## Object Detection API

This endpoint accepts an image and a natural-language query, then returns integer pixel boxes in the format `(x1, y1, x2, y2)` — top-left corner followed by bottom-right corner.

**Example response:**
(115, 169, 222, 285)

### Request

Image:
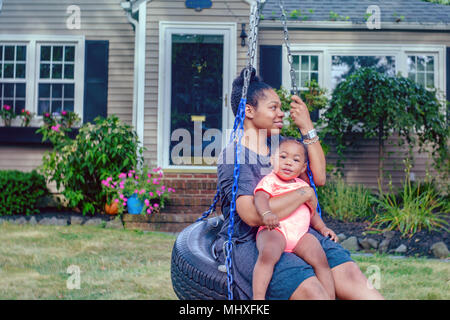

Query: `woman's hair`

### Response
(230, 67, 272, 117)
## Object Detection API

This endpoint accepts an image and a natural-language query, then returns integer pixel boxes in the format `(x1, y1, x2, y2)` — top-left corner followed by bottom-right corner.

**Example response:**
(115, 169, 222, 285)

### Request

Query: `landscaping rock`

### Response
(28, 216, 37, 225)
(337, 233, 347, 242)
(394, 244, 407, 254)
(38, 217, 52, 225)
(12, 217, 27, 225)
(341, 236, 360, 251)
(430, 242, 449, 259)
(54, 218, 69, 226)
(379, 239, 391, 254)
(83, 218, 104, 227)
(359, 238, 372, 250)
(70, 216, 84, 225)
(367, 238, 379, 249)
(383, 230, 396, 240)
(105, 218, 124, 229)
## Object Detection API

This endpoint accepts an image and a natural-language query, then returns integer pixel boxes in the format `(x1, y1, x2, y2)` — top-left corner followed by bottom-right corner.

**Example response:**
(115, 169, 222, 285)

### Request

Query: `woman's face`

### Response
(247, 88, 284, 136)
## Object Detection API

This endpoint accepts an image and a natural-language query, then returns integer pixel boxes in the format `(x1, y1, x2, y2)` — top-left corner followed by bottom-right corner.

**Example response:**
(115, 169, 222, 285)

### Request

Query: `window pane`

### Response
(0, 46, 3, 60)
(38, 100, 50, 115)
(16, 46, 26, 61)
(0, 64, 2, 78)
(64, 64, 74, 79)
(408, 72, 415, 81)
(426, 56, 434, 72)
(40, 64, 50, 78)
(311, 72, 318, 83)
(4, 63, 14, 78)
(52, 84, 62, 98)
(52, 100, 62, 113)
(16, 83, 26, 98)
(52, 64, 62, 79)
(407, 56, 416, 73)
(5, 46, 14, 61)
(65, 46, 75, 62)
(15, 100, 25, 113)
(293, 55, 299, 71)
(417, 72, 425, 86)
(300, 71, 309, 87)
(41, 46, 51, 61)
(310, 55, 318, 71)
(301, 55, 309, 71)
(426, 73, 434, 88)
(64, 99, 74, 112)
(64, 84, 74, 98)
(3, 100, 14, 109)
(3, 83, 14, 97)
(417, 56, 425, 72)
(52, 46, 63, 62)
(39, 84, 50, 98)
(15, 63, 26, 78)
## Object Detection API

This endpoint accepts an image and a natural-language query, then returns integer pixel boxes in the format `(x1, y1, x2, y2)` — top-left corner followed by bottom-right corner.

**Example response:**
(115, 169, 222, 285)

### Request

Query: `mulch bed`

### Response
(322, 214, 449, 258)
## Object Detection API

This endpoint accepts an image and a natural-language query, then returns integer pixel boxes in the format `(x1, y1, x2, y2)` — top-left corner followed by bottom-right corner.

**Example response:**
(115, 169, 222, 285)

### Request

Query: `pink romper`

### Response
(255, 171, 311, 253)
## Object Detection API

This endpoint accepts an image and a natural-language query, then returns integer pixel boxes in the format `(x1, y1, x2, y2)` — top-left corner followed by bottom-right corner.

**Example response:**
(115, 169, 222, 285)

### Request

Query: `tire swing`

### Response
(170, 0, 322, 300)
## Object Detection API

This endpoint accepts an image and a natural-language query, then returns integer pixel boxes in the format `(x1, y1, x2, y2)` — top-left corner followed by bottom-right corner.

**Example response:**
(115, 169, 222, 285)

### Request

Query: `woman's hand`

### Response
(290, 95, 314, 135)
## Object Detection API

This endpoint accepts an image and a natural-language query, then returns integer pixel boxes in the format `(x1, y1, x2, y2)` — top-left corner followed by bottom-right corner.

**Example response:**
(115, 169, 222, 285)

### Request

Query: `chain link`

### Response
(279, 0, 298, 95)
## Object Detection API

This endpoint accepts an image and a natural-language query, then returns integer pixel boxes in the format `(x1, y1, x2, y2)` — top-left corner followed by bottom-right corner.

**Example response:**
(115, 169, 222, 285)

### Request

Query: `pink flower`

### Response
(149, 192, 153, 197)
(3, 105, 11, 111)
(119, 194, 124, 200)
(128, 173, 133, 178)
(153, 178, 159, 185)
(154, 203, 159, 208)
(114, 199, 119, 203)
(135, 175, 139, 180)
(144, 199, 150, 206)
(118, 173, 127, 179)
(161, 186, 166, 191)
(44, 112, 50, 118)
(134, 189, 139, 194)
(123, 202, 127, 206)
(62, 110, 67, 116)
(146, 208, 152, 214)
(156, 190, 161, 196)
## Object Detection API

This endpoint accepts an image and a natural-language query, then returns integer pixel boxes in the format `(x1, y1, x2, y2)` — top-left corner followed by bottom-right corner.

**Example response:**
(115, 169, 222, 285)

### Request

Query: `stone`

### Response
(28, 216, 37, 225)
(12, 217, 27, 225)
(83, 218, 104, 227)
(337, 233, 347, 242)
(383, 230, 396, 240)
(70, 216, 84, 225)
(341, 236, 360, 251)
(54, 218, 68, 226)
(379, 239, 391, 254)
(38, 217, 52, 225)
(105, 218, 124, 229)
(394, 244, 407, 254)
(430, 242, 449, 259)
(359, 238, 372, 250)
(367, 238, 379, 249)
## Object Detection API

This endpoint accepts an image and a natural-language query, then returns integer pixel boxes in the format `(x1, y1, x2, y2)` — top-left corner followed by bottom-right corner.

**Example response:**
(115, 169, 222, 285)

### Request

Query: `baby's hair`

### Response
(277, 137, 308, 162)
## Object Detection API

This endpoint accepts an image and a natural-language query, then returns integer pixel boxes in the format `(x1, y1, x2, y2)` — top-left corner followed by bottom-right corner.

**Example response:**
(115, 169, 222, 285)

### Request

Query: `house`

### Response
(0, 0, 448, 219)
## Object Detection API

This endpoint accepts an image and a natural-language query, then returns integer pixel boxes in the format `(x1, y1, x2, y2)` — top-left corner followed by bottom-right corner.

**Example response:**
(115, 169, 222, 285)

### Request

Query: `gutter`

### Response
(121, 0, 149, 165)
(259, 20, 450, 32)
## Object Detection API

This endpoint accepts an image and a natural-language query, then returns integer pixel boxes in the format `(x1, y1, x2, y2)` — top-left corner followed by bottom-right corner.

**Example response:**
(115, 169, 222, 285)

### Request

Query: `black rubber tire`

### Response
(171, 215, 228, 300)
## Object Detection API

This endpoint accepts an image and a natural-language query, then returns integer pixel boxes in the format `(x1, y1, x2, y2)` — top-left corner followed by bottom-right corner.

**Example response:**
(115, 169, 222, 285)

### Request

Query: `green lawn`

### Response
(0, 223, 448, 300)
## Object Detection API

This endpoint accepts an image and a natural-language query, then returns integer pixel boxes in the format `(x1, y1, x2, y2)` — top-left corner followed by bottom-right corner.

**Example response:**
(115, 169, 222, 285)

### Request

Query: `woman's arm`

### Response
(236, 187, 315, 227)
(290, 95, 326, 186)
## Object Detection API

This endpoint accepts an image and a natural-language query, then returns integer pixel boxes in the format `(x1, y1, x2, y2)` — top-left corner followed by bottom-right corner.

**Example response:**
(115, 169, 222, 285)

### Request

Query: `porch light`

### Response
(240, 23, 248, 47)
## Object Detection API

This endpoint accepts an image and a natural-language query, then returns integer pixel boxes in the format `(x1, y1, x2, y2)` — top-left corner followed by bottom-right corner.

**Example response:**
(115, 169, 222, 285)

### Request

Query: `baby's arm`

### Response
(254, 190, 280, 230)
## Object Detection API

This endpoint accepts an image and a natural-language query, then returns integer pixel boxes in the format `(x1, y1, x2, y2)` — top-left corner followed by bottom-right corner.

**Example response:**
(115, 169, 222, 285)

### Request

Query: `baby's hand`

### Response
(319, 226, 338, 242)
(262, 213, 280, 230)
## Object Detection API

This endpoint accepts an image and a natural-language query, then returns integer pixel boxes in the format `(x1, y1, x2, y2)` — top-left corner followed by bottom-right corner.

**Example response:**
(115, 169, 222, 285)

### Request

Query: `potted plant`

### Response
(104, 166, 175, 215)
(20, 109, 34, 127)
(101, 177, 121, 215)
(1, 104, 17, 127)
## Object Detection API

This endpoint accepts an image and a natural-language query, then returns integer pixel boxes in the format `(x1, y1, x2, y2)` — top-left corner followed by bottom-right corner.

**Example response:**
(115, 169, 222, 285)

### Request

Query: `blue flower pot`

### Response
(127, 193, 144, 214)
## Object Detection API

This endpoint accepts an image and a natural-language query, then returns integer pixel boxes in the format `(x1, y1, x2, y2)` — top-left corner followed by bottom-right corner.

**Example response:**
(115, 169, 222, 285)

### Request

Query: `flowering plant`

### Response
(1, 104, 17, 127)
(20, 109, 34, 127)
(60, 110, 81, 128)
(101, 166, 175, 215)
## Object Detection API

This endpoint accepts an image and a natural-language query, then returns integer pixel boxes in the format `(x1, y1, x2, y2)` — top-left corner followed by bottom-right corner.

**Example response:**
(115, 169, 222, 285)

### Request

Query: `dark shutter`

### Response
(259, 45, 282, 89)
(83, 40, 109, 123)
(447, 47, 450, 124)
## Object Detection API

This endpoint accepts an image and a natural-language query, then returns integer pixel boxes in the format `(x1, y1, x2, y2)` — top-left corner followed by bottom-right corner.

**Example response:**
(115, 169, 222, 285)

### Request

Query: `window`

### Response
(0, 35, 84, 125)
(407, 55, 435, 89)
(37, 45, 76, 115)
(292, 54, 319, 89)
(0, 44, 27, 114)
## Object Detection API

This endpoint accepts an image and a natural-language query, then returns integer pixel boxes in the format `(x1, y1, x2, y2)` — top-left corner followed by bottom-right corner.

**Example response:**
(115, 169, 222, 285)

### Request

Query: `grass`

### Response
(0, 223, 449, 300)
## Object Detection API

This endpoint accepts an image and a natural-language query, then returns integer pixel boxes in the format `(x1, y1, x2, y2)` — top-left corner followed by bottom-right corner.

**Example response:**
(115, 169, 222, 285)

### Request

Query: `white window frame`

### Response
(283, 44, 446, 112)
(157, 21, 237, 171)
(0, 35, 85, 126)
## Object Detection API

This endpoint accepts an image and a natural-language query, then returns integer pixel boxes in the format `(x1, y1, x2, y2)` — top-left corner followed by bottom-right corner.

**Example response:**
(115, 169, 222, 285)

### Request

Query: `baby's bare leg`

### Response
(253, 229, 286, 300)
(293, 233, 336, 299)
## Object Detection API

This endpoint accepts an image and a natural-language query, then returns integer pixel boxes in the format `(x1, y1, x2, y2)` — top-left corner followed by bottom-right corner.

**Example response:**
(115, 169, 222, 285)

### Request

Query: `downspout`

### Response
(122, 0, 148, 166)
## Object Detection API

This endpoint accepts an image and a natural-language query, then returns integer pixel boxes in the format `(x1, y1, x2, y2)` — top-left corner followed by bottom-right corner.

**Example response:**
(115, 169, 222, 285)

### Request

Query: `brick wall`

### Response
(161, 173, 221, 216)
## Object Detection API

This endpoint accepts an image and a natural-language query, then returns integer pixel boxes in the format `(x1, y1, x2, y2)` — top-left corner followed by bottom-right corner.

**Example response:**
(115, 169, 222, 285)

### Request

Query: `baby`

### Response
(252, 138, 338, 300)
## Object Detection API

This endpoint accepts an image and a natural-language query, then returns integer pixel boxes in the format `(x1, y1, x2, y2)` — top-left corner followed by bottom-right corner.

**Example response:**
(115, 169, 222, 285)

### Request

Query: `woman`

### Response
(214, 68, 384, 300)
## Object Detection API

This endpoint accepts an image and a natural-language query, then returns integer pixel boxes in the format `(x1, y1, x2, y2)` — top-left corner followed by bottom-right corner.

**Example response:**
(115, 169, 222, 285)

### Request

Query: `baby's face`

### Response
(271, 141, 307, 181)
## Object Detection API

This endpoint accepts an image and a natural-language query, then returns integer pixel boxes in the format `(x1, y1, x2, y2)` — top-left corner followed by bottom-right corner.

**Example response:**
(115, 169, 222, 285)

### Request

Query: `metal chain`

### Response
(279, 0, 298, 95)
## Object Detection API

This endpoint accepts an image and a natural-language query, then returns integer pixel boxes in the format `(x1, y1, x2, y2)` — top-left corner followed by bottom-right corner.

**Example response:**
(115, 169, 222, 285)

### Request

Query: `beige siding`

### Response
(144, 0, 251, 166)
(0, 0, 134, 176)
(258, 28, 448, 188)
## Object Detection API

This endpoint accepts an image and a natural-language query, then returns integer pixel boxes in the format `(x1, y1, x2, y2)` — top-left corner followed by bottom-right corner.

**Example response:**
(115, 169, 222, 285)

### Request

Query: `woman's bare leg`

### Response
(293, 233, 336, 299)
(332, 261, 384, 300)
(253, 229, 286, 300)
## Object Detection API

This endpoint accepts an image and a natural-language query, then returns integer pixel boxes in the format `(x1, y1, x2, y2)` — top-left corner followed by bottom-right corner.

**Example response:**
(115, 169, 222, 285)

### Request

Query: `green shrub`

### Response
(317, 177, 376, 222)
(39, 115, 144, 215)
(370, 160, 449, 238)
(0, 170, 49, 216)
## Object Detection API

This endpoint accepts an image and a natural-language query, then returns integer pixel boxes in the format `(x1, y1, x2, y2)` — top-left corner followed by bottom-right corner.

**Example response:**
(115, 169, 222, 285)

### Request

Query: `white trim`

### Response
(0, 35, 85, 126)
(158, 21, 237, 171)
(136, 2, 147, 158)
